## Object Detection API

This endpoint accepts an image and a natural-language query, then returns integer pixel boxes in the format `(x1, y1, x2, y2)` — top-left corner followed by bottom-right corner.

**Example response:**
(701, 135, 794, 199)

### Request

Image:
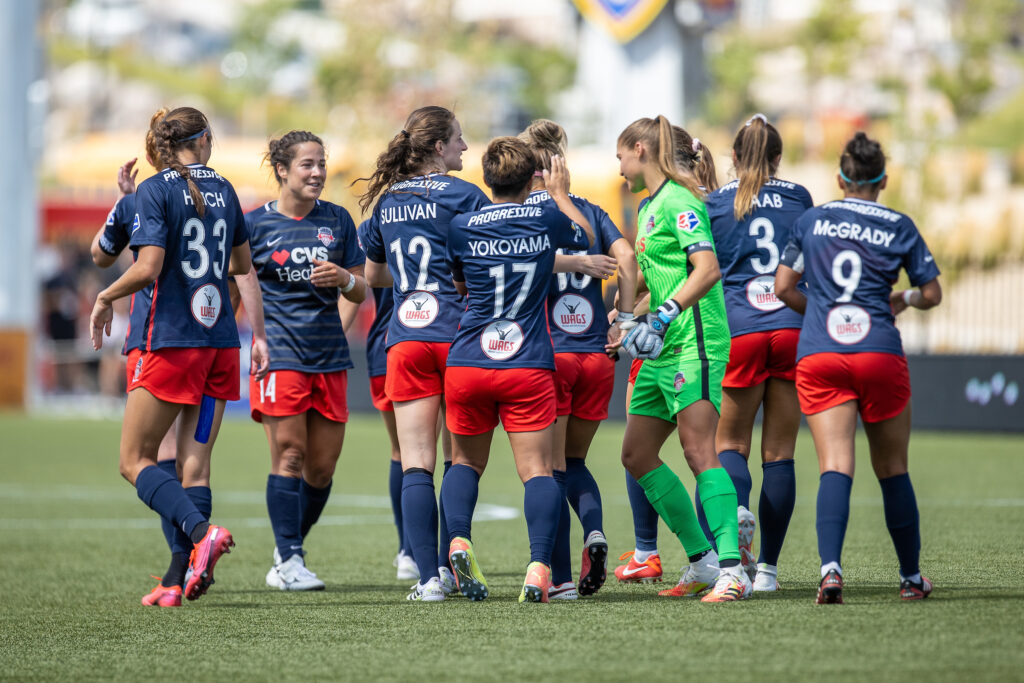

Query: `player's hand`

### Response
(311, 259, 346, 288)
(250, 335, 270, 381)
(117, 158, 139, 196)
(620, 301, 680, 359)
(605, 311, 637, 353)
(543, 155, 571, 199)
(890, 289, 910, 315)
(90, 296, 113, 350)
(576, 254, 617, 279)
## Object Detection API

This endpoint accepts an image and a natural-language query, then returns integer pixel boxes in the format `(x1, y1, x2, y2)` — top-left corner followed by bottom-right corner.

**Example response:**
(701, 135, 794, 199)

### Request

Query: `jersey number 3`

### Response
(181, 218, 228, 280)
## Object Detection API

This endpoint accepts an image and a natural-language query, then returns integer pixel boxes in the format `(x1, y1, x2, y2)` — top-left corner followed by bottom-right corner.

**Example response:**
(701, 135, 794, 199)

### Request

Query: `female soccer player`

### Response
(613, 125, 718, 586)
(698, 114, 813, 591)
(247, 131, 366, 590)
(516, 118, 635, 598)
(440, 138, 594, 603)
(90, 106, 268, 602)
(359, 106, 490, 601)
(613, 115, 751, 602)
(775, 132, 941, 604)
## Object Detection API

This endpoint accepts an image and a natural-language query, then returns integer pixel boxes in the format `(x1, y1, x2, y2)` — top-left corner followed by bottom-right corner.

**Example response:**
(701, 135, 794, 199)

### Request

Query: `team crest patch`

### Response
(645, 215, 655, 234)
(132, 214, 141, 234)
(133, 357, 143, 383)
(677, 211, 700, 233)
(673, 371, 686, 391)
(317, 227, 335, 247)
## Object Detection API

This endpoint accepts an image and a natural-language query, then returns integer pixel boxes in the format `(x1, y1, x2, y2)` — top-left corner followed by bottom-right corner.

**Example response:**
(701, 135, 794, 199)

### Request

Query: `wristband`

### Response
(902, 289, 914, 306)
(650, 300, 681, 334)
(615, 311, 637, 331)
(340, 273, 356, 293)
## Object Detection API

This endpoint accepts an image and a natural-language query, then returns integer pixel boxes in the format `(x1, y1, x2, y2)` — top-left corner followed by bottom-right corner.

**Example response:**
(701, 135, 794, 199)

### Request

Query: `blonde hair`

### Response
(732, 114, 782, 220)
(618, 115, 703, 198)
(518, 118, 567, 173)
(671, 125, 718, 192)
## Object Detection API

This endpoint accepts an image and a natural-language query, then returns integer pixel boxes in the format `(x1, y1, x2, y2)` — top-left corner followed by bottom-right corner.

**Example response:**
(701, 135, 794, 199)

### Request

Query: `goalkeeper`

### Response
(609, 115, 750, 602)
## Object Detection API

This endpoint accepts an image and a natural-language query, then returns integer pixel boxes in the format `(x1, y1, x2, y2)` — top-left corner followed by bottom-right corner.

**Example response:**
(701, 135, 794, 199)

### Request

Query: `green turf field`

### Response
(1, 413, 1022, 681)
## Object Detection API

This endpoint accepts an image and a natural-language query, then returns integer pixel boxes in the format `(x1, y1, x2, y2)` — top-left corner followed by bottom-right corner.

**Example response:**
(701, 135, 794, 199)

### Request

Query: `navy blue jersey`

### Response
(447, 203, 589, 370)
(357, 220, 393, 377)
(707, 178, 813, 336)
(130, 164, 249, 350)
(361, 174, 489, 347)
(100, 194, 152, 354)
(247, 200, 362, 372)
(524, 190, 623, 353)
(780, 198, 940, 359)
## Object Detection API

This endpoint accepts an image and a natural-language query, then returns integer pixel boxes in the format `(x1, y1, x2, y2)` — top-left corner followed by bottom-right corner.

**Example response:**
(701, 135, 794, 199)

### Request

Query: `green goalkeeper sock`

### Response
(696, 467, 740, 563)
(637, 464, 713, 558)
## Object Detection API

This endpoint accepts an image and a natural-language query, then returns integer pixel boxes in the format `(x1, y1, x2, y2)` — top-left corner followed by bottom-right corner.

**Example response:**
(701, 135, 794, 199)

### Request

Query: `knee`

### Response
(620, 448, 643, 477)
(872, 460, 907, 480)
(304, 462, 336, 488)
(277, 446, 306, 478)
(682, 445, 718, 473)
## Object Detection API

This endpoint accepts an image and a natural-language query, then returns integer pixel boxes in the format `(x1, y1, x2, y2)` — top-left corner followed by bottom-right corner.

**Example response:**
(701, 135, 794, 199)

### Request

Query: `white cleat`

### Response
(701, 564, 753, 602)
(395, 551, 419, 581)
(438, 566, 457, 595)
(753, 563, 779, 592)
(274, 553, 326, 591)
(658, 550, 720, 597)
(266, 547, 284, 589)
(549, 581, 579, 600)
(406, 576, 446, 602)
(737, 506, 757, 582)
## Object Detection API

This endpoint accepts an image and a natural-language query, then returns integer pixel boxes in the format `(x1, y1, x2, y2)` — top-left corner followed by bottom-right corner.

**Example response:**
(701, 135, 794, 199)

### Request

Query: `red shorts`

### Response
(554, 352, 615, 420)
(445, 366, 556, 436)
(796, 352, 910, 423)
(129, 347, 240, 404)
(249, 369, 348, 423)
(385, 341, 450, 403)
(369, 374, 393, 412)
(724, 328, 800, 388)
(125, 347, 142, 392)
(628, 358, 643, 385)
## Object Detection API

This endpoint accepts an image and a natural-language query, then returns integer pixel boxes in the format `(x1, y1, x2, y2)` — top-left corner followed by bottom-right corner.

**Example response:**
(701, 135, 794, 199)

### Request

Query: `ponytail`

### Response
(672, 126, 718, 192)
(619, 116, 703, 198)
(149, 106, 210, 217)
(732, 113, 782, 220)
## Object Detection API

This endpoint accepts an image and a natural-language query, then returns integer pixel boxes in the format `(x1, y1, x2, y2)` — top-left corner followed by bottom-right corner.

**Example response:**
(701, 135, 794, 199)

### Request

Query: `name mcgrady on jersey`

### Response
(811, 200, 899, 248)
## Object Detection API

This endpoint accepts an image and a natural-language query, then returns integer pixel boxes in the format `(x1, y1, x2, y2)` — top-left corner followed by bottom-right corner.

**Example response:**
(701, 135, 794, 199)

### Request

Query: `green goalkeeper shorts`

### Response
(629, 359, 724, 423)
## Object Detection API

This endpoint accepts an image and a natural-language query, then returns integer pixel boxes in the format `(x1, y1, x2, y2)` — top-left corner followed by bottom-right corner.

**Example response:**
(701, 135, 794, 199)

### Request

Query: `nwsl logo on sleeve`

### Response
(317, 227, 335, 247)
(131, 214, 141, 234)
(677, 211, 700, 233)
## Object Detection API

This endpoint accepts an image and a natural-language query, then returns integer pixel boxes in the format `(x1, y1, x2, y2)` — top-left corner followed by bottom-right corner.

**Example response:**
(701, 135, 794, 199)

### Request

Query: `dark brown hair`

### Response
(618, 116, 703, 198)
(732, 114, 783, 219)
(357, 106, 456, 213)
(840, 132, 886, 190)
(672, 125, 718, 193)
(481, 137, 535, 198)
(149, 107, 211, 216)
(518, 118, 567, 173)
(263, 130, 325, 185)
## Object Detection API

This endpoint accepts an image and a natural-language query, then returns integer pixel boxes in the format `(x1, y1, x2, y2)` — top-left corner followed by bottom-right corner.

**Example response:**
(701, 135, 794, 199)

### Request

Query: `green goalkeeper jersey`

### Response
(635, 180, 730, 367)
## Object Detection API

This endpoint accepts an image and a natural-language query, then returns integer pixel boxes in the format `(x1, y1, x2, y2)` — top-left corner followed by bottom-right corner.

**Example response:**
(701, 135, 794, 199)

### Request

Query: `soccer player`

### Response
(440, 138, 594, 603)
(613, 115, 751, 602)
(246, 131, 366, 591)
(612, 125, 717, 585)
(89, 106, 268, 602)
(517, 118, 636, 599)
(698, 114, 813, 591)
(359, 106, 490, 601)
(775, 132, 941, 603)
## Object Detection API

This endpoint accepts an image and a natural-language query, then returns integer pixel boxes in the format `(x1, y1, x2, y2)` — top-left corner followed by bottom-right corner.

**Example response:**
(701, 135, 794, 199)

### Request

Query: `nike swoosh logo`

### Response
(621, 565, 650, 576)
(924, 255, 934, 262)
(266, 236, 284, 247)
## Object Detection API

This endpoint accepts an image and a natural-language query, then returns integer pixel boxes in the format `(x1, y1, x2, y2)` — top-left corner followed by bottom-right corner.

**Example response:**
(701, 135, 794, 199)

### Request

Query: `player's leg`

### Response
(394, 395, 442, 591)
(443, 429, 492, 601)
(380, 409, 415, 579)
(298, 372, 349, 544)
(436, 405, 455, 589)
(142, 419, 185, 605)
(754, 377, 800, 591)
(510, 425, 559, 603)
(616, 360, 663, 583)
(549, 412, 575, 598)
(261, 412, 309, 586)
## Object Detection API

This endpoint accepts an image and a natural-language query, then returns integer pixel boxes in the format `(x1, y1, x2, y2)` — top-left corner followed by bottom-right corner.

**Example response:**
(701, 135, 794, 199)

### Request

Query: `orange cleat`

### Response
(185, 524, 234, 601)
(519, 561, 551, 603)
(141, 580, 182, 607)
(815, 568, 844, 605)
(614, 551, 663, 583)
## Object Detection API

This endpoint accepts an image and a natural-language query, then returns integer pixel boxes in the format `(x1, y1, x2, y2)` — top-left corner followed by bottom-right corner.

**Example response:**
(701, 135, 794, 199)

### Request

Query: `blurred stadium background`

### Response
(3, 0, 1021, 429)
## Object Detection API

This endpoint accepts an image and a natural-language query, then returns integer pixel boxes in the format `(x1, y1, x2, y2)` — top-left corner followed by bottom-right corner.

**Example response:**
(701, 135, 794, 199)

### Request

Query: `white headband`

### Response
(691, 138, 701, 152)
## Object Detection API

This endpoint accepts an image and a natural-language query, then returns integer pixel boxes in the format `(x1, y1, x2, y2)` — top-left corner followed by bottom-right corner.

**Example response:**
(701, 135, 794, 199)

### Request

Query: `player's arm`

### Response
(234, 268, 270, 381)
(891, 277, 942, 315)
(776, 238, 806, 314)
(312, 260, 366, 304)
(544, 155, 594, 247)
(364, 259, 393, 288)
(90, 245, 165, 349)
(228, 242, 252, 276)
(90, 229, 120, 268)
(553, 253, 616, 279)
(338, 297, 360, 334)
(452, 279, 467, 297)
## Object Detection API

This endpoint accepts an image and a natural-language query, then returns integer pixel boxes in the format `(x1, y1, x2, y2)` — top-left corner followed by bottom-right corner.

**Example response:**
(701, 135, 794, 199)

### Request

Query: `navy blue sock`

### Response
(550, 470, 573, 585)
(524, 476, 561, 565)
(402, 469, 439, 581)
(156, 459, 178, 551)
(879, 473, 921, 578)
(816, 471, 853, 569)
(440, 464, 479, 542)
(626, 471, 659, 551)
(135, 465, 205, 540)
(694, 486, 716, 548)
(437, 461, 452, 569)
(758, 459, 796, 566)
(167, 483, 213, 556)
(565, 457, 603, 539)
(266, 474, 302, 562)
(389, 460, 404, 552)
(299, 478, 331, 540)
(719, 450, 752, 509)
